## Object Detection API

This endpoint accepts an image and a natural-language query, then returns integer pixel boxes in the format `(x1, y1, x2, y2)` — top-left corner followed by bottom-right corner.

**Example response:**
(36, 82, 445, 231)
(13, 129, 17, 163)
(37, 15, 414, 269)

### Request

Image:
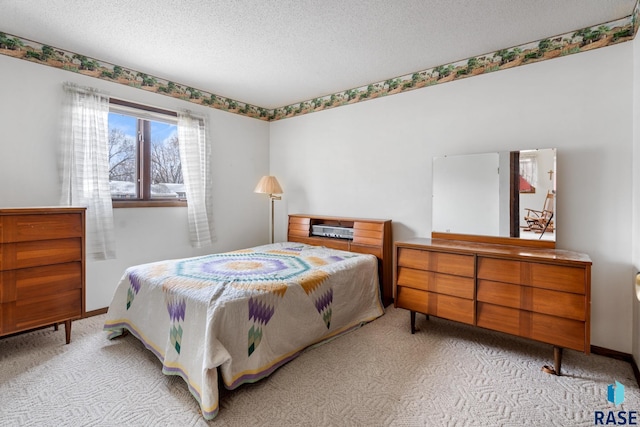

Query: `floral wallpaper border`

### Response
(0, 34, 271, 121)
(1, 2, 638, 122)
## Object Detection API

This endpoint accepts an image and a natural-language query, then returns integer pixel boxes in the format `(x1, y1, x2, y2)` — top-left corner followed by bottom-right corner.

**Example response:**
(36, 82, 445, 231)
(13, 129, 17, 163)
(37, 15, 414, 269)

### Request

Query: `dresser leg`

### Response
(554, 346, 563, 376)
(542, 346, 563, 375)
(410, 311, 416, 334)
(64, 320, 72, 344)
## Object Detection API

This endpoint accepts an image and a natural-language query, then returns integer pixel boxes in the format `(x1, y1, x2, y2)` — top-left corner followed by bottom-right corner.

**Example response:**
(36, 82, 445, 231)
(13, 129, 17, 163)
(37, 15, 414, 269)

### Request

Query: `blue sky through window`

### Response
(108, 113, 177, 144)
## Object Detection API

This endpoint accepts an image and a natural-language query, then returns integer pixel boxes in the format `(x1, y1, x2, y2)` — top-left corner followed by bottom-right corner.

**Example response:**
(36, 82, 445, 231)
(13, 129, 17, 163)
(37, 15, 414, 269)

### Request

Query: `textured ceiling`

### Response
(0, 0, 636, 109)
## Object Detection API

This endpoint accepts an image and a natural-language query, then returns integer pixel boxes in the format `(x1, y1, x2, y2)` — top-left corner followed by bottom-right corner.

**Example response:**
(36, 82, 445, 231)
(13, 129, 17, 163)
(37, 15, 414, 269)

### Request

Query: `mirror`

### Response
(432, 148, 556, 242)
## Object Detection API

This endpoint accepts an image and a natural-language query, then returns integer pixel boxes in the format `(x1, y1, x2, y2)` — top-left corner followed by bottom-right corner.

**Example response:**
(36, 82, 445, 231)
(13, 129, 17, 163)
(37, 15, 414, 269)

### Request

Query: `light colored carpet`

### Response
(0, 306, 637, 426)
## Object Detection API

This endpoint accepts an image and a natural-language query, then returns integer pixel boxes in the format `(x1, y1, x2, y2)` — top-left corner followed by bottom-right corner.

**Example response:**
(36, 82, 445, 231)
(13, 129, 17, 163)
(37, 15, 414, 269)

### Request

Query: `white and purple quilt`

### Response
(103, 242, 384, 419)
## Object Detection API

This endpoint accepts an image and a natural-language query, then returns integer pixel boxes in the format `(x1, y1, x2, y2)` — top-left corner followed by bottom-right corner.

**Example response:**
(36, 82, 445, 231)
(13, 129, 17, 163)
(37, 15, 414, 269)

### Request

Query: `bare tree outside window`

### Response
(151, 131, 182, 184)
(108, 126, 136, 183)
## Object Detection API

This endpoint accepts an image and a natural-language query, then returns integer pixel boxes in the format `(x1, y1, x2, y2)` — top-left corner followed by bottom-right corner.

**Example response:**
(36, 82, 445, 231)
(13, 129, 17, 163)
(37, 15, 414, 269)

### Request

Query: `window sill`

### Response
(112, 200, 187, 208)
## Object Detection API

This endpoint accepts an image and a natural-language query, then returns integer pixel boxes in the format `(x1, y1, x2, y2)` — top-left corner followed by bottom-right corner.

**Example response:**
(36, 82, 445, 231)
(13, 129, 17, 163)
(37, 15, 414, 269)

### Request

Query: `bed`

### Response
(103, 242, 384, 420)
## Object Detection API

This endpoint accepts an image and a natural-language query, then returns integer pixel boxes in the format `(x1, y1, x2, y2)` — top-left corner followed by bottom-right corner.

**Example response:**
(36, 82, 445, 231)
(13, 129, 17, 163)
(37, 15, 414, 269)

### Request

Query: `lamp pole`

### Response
(270, 194, 281, 243)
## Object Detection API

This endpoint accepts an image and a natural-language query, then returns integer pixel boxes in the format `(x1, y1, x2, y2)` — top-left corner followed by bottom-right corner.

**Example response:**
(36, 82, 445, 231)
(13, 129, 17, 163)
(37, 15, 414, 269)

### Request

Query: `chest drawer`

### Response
(477, 257, 585, 294)
(0, 262, 82, 302)
(1, 288, 82, 334)
(397, 248, 474, 277)
(0, 238, 82, 271)
(0, 213, 83, 243)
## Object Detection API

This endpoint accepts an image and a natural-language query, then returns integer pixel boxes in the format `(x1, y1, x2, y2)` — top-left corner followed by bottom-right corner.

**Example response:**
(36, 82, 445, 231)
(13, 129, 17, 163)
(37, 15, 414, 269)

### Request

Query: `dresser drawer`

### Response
(476, 302, 522, 336)
(0, 238, 82, 271)
(478, 258, 521, 283)
(1, 213, 83, 243)
(0, 262, 82, 303)
(434, 293, 474, 325)
(396, 286, 474, 325)
(397, 248, 474, 277)
(530, 263, 585, 294)
(531, 288, 586, 321)
(477, 280, 522, 309)
(396, 286, 429, 313)
(477, 280, 586, 320)
(397, 267, 474, 299)
(477, 302, 586, 351)
(531, 312, 586, 352)
(478, 257, 586, 294)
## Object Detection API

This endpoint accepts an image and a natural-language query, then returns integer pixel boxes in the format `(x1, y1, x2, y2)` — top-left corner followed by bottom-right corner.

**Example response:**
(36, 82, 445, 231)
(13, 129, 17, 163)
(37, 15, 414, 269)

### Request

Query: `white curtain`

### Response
(60, 83, 116, 260)
(178, 111, 215, 247)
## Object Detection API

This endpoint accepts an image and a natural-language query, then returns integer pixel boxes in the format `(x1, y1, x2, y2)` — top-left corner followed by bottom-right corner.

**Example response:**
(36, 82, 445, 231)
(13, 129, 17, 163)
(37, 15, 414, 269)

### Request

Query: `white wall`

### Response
(271, 43, 634, 353)
(0, 54, 271, 311)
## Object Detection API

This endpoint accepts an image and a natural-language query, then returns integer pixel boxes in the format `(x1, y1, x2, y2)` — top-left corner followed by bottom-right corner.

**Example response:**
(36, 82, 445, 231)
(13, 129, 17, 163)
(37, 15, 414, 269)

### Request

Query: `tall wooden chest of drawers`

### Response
(0, 207, 86, 344)
(395, 237, 591, 375)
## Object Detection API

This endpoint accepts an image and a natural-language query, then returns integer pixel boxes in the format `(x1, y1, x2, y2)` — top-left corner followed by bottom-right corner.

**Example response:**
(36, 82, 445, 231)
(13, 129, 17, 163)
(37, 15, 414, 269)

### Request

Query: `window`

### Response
(108, 99, 186, 207)
(519, 152, 538, 194)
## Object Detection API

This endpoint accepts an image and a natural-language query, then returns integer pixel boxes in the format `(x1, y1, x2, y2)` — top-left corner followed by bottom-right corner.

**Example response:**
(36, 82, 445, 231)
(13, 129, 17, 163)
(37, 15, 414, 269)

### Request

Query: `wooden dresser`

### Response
(394, 237, 591, 375)
(287, 214, 393, 306)
(0, 207, 86, 344)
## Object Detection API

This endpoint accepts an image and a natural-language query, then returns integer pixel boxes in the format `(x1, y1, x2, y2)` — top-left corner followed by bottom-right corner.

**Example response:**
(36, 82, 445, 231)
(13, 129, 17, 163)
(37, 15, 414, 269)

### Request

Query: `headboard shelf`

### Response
(287, 214, 393, 306)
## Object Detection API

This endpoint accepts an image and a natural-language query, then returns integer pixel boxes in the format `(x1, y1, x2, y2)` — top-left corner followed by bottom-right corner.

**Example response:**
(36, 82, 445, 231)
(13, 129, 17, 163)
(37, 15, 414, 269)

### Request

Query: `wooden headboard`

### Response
(287, 214, 393, 306)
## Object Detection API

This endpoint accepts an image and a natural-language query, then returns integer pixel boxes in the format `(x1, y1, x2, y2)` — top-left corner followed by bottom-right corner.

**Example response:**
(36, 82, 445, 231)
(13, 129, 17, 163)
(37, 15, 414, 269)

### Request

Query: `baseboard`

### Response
(592, 345, 640, 387)
(83, 307, 108, 317)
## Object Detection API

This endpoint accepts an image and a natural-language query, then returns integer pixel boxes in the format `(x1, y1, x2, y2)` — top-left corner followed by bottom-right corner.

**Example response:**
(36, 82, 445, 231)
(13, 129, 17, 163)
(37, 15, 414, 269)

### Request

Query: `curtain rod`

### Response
(63, 82, 109, 96)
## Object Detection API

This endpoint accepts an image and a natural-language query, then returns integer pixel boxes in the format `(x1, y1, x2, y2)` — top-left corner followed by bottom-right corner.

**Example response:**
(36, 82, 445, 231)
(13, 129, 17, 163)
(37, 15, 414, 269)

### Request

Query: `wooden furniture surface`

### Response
(287, 214, 393, 306)
(0, 207, 86, 344)
(394, 237, 591, 375)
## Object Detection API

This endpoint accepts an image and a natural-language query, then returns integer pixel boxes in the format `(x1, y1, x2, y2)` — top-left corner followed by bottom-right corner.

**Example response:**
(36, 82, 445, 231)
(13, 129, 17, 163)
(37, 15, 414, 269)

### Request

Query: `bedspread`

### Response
(103, 242, 384, 419)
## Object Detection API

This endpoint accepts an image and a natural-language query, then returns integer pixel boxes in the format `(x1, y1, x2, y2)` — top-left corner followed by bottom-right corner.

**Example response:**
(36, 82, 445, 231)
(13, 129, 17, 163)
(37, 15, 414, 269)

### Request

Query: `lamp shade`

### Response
(254, 176, 283, 195)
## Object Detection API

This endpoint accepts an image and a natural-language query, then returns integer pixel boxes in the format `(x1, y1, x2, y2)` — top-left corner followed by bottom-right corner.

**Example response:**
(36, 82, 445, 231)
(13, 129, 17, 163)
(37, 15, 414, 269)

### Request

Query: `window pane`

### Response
(150, 120, 184, 199)
(108, 100, 184, 204)
(108, 113, 138, 199)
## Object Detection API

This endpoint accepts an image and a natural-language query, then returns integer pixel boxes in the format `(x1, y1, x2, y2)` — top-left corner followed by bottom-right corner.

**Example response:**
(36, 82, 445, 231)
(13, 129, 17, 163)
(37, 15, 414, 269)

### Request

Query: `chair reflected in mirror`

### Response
(523, 190, 555, 237)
